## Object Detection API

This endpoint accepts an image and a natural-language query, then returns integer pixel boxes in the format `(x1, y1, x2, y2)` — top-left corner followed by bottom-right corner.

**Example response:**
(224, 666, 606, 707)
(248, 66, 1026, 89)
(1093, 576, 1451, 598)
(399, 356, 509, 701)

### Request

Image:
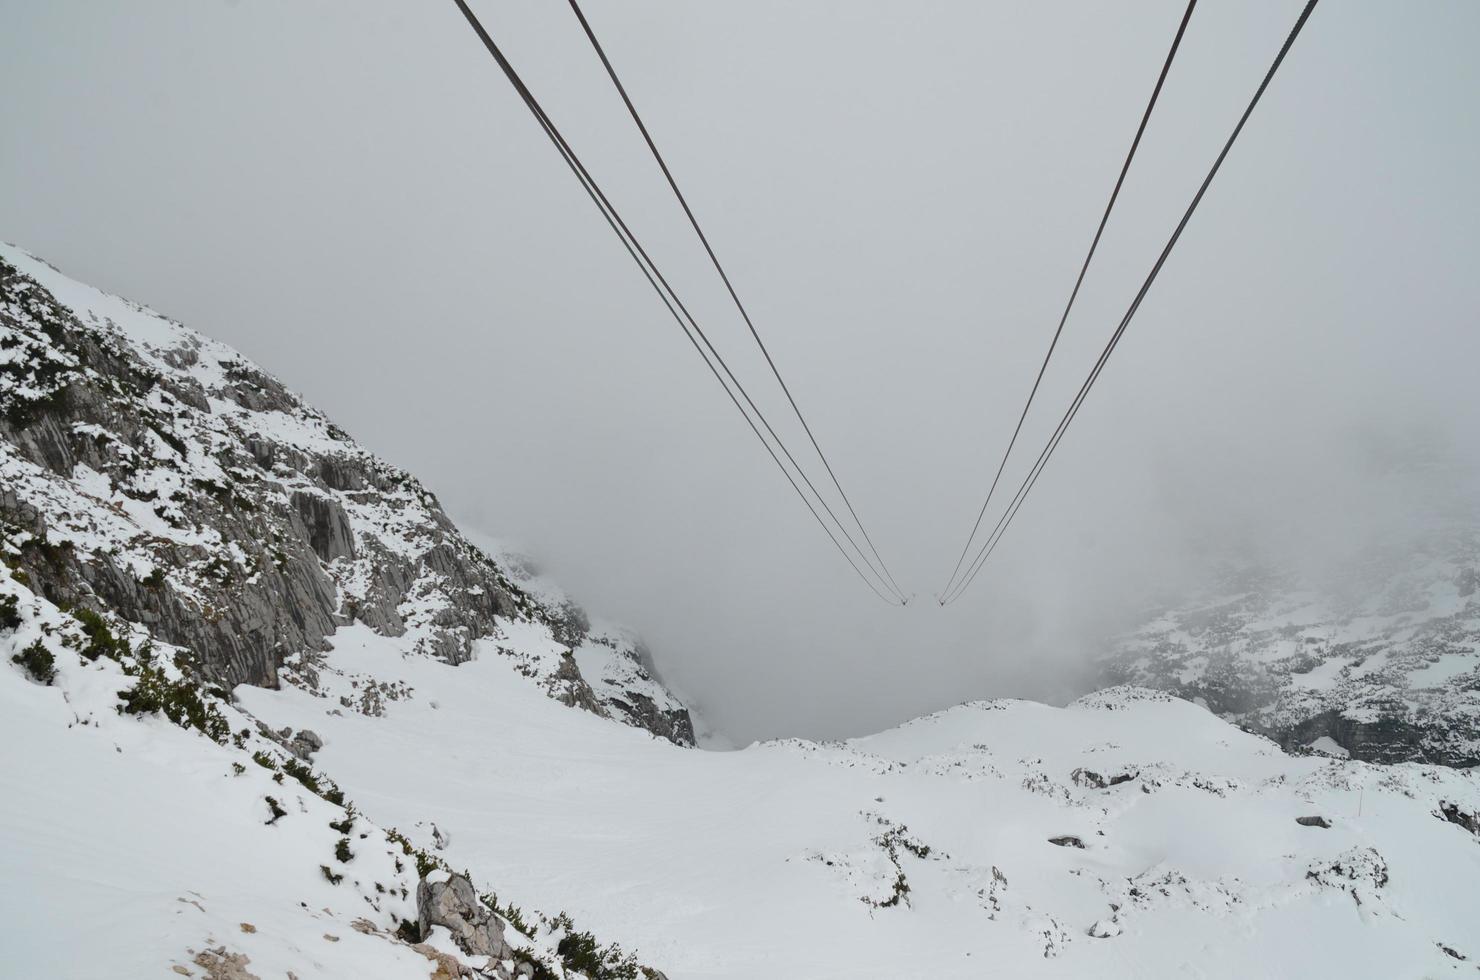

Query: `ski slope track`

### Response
(3, 244, 1479, 978)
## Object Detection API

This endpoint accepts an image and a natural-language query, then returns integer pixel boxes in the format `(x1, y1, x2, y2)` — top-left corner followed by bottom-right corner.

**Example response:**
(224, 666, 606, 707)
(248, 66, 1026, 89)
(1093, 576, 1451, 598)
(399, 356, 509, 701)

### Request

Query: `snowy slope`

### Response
(4, 245, 1480, 978)
(7, 588, 1479, 977)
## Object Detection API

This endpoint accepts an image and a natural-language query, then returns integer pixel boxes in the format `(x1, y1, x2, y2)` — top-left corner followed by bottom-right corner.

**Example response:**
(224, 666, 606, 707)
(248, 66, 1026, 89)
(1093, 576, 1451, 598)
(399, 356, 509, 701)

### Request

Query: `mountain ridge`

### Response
(0, 240, 693, 745)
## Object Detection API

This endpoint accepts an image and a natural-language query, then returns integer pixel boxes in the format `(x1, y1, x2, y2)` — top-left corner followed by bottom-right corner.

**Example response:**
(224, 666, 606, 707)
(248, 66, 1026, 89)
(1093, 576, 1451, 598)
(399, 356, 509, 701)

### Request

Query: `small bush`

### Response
(252, 750, 277, 770)
(320, 864, 343, 885)
(281, 757, 347, 805)
(11, 640, 56, 684)
(140, 567, 167, 589)
(876, 870, 910, 908)
(394, 919, 421, 944)
(414, 848, 445, 880)
(117, 649, 229, 743)
(264, 796, 287, 825)
(231, 762, 246, 776)
(503, 903, 533, 939)
(552, 914, 641, 980)
(0, 593, 20, 631)
(329, 805, 355, 835)
(72, 608, 129, 663)
(334, 838, 354, 863)
(281, 757, 320, 793)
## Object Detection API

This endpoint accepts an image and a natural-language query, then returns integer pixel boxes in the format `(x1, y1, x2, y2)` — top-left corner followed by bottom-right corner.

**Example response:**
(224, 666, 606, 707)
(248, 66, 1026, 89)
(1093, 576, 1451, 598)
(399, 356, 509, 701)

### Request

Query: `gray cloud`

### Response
(4, 0, 1477, 742)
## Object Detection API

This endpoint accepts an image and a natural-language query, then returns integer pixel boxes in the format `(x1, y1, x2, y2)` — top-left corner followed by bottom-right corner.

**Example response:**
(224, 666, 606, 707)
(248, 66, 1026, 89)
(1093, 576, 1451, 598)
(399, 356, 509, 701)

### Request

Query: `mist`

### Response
(3, 0, 1477, 744)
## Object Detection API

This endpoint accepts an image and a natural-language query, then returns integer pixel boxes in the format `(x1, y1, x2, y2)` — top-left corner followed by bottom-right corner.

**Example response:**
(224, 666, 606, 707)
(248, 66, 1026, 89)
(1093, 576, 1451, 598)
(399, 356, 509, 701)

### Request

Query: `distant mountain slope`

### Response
(0, 242, 691, 745)
(1102, 531, 1480, 767)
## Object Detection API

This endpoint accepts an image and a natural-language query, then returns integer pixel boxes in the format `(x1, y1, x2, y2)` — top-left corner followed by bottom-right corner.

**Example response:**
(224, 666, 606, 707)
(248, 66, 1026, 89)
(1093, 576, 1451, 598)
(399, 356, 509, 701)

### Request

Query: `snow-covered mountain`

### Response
(0, 241, 691, 746)
(1102, 532, 1480, 768)
(4, 245, 1479, 978)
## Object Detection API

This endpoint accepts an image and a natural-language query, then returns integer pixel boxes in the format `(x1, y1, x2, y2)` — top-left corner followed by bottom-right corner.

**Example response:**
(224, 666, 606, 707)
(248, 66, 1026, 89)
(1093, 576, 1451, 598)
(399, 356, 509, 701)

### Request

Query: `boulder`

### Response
(416, 872, 512, 961)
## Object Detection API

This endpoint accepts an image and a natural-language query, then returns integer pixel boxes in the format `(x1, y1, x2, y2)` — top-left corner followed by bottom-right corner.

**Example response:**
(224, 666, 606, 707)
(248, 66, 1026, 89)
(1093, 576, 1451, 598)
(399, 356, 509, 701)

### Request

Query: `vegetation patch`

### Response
(0, 593, 20, 631)
(11, 639, 56, 684)
(280, 758, 346, 805)
(72, 607, 129, 663)
(116, 646, 230, 743)
(551, 913, 641, 980)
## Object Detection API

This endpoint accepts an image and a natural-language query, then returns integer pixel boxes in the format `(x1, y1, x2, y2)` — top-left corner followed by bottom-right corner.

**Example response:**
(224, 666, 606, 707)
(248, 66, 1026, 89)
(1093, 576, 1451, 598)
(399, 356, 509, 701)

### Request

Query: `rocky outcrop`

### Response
(1101, 536, 1480, 768)
(0, 244, 694, 744)
(416, 872, 513, 961)
(1438, 801, 1479, 838)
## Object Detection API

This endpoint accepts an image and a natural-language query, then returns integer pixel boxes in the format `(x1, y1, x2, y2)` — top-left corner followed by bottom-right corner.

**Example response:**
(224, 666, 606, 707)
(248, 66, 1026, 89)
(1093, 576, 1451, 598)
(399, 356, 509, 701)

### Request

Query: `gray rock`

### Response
(416, 873, 512, 961)
(1439, 801, 1479, 837)
(288, 728, 323, 759)
(1296, 815, 1332, 828)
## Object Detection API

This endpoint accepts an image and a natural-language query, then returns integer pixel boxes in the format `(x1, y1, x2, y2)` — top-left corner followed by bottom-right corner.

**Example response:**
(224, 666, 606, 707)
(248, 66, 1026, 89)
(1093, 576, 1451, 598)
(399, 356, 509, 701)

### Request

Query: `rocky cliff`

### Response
(0, 242, 693, 745)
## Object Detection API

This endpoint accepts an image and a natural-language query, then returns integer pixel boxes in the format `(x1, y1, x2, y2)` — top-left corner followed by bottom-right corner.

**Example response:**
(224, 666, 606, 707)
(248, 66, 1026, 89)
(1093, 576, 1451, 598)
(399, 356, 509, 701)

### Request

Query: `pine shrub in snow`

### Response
(116, 646, 229, 743)
(11, 638, 55, 684)
(0, 592, 20, 631)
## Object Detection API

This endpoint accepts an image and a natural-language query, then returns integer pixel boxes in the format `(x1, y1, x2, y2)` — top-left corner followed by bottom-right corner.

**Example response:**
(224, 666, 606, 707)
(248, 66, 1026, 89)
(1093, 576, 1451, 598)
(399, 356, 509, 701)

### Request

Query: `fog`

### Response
(3, 1, 1477, 743)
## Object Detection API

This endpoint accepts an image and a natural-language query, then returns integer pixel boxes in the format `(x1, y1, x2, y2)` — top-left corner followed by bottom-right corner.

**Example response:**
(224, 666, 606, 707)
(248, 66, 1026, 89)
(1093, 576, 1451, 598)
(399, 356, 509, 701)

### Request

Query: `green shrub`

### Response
(334, 837, 354, 863)
(281, 757, 347, 806)
(0, 593, 20, 631)
(414, 848, 444, 880)
(117, 649, 230, 743)
(252, 750, 277, 770)
(72, 608, 128, 663)
(395, 919, 421, 944)
(281, 758, 320, 793)
(11, 639, 56, 684)
(329, 805, 355, 835)
(264, 796, 287, 825)
(320, 864, 343, 885)
(552, 914, 641, 980)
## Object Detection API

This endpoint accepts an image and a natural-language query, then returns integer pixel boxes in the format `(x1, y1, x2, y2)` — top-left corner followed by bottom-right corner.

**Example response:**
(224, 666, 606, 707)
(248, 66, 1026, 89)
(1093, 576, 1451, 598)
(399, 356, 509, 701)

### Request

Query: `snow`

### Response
(227, 630, 1479, 979)
(1308, 736, 1351, 758)
(5, 240, 1480, 977)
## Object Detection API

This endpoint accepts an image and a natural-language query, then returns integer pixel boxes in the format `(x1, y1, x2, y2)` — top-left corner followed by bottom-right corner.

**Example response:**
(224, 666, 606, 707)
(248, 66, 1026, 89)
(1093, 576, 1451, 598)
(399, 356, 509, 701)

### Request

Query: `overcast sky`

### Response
(4, 1, 1478, 743)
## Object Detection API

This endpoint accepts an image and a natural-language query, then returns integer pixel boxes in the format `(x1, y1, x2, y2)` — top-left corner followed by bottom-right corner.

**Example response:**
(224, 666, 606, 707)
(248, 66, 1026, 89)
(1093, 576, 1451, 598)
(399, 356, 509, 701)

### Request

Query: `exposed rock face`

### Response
(1438, 801, 1479, 838)
(1101, 535, 1480, 768)
(416, 872, 512, 961)
(0, 244, 694, 744)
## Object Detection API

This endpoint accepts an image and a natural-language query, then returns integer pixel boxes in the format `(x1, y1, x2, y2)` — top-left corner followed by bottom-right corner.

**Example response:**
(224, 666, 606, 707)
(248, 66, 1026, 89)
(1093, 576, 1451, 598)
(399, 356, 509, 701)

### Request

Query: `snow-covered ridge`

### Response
(1102, 534, 1480, 767)
(0, 240, 691, 745)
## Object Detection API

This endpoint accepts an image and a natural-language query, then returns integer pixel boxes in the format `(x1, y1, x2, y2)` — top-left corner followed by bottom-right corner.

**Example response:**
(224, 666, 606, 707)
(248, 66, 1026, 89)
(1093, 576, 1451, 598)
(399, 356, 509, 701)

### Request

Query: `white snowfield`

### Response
(5, 602, 1479, 978)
